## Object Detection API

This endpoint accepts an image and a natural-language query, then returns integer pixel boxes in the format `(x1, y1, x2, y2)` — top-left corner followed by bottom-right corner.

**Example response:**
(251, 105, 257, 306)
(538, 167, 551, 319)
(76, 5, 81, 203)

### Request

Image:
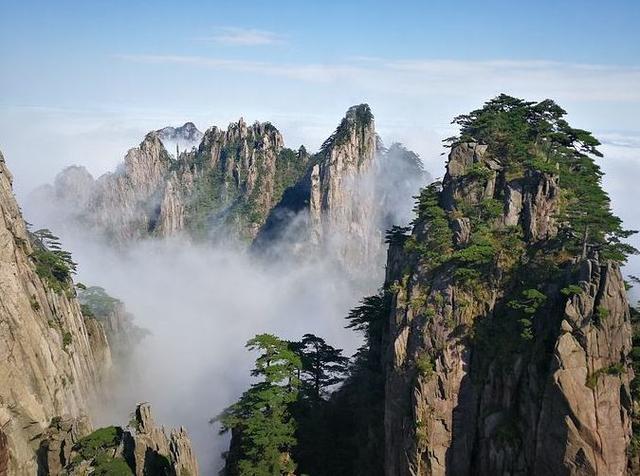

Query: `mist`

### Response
(19, 135, 430, 473)
(16, 118, 640, 474)
(54, 234, 377, 472)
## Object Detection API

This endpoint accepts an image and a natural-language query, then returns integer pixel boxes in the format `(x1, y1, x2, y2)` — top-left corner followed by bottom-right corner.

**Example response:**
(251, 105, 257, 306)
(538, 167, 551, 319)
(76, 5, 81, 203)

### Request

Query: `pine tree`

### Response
(217, 334, 301, 476)
(295, 334, 348, 401)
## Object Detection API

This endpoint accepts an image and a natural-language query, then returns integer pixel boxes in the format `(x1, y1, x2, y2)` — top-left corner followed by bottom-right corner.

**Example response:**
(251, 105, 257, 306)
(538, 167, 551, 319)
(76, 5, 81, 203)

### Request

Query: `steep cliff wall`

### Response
(382, 97, 635, 476)
(255, 104, 382, 269)
(36, 120, 307, 243)
(90, 132, 173, 242)
(175, 119, 304, 240)
(0, 151, 112, 474)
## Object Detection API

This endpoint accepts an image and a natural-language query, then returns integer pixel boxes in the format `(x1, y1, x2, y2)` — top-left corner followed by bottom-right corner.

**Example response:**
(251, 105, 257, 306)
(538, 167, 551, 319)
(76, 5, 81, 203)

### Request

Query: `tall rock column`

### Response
(382, 139, 634, 476)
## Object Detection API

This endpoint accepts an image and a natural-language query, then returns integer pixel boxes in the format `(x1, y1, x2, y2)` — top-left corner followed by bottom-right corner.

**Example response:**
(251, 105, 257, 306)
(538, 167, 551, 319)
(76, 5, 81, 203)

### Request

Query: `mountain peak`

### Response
(321, 104, 375, 154)
(156, 122, 204, 156)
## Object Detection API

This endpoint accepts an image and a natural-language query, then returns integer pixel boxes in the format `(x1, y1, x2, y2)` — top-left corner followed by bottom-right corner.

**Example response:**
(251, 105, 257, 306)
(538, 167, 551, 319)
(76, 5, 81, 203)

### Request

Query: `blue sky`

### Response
(1, 1, 639, 264)
(2, 0, 639, 115)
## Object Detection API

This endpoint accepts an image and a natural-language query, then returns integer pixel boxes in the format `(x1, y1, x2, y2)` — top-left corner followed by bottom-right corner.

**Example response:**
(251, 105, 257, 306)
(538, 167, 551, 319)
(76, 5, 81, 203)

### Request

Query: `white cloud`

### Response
(116, 54, 640, 102)
(204, 27, 285, 46)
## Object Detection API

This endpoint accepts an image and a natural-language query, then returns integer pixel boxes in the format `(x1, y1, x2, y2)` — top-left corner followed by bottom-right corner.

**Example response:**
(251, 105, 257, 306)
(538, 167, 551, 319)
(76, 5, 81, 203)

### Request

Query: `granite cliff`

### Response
(217, 96, 639, 476)
(382, 96, 637, 475)
(40, 403, 198, 476)
(0, 150, 110, 474)
(254, 104, 382, 269)
(0, 151, 197, 475)
(34, 106, 426, 274)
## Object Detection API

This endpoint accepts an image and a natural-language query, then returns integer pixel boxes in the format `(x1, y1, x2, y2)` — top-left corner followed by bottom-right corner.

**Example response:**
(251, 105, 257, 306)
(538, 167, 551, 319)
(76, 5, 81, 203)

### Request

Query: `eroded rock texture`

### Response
(0, 151, 111, 474)
(255, 104, 383, 270)
(33, 107, 427, 278)
(33, 120, 307, 243)
(383, 143, 633, 476)
(40, 403, 198, 476)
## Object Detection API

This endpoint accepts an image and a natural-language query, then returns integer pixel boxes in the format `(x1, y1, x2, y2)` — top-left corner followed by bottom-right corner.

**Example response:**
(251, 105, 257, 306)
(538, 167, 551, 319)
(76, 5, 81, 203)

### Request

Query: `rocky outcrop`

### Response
(534, 259, 631, 475)
(34, 120, 307, 243)
(37, 416, 91, 475)
(178, 118, 300, 240)
(128, 403, 198, 476)
(157, 122, 204, 158)
(382, 142, 633, 475)
(0, 151, 112, 474)
(42, 403, 198, 476)
(90, 132, 173, 242)
(77, 286, 147, 365)
(255, 104, 383, 270)
(33, 108, 427, 278)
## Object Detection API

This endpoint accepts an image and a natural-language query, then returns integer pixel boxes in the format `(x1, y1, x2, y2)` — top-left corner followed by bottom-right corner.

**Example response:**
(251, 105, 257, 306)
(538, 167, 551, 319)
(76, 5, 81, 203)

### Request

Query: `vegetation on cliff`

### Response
(220, 94, 638, 475)
(29, 228, 77, 293)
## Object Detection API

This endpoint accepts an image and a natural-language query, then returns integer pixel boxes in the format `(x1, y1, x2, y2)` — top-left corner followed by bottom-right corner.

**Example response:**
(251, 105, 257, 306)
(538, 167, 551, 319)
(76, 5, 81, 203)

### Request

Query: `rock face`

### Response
(382, 142, 633, 475)
(35, 120, 308, 243)
(77, 286, 148, 365)
(157, 122, 204, 158)
(178, 118, 303, 240)
(128, 403, 198, 476)
(33, 119, 308, 244)
(42, 403, 198, 476)
(35, 107, 427, 271)
(91, 132, 174, 242)
(0, 151, 112, 475)
(255, 105, 383, 270)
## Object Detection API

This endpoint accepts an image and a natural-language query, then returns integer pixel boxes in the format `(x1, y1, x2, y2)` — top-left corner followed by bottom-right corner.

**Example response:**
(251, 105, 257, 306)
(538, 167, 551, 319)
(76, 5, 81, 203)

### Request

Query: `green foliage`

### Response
(292, 334, 348, 401)
(506, 288, 547, 341)
(345, 294, 388, 347)
(479, 199, 504, 221)
(508, 289, 547, 315)
(321, 104, 373, 154)
(526, 154, 558, 174)
(30, 228, 77, 293)
(409, 182, 453, 267)
(62, 331, 72, 348)
(452, 230, 497, 266)
(384, 225, 412, 246)
(448, 94, 636, 262)
(415, 353, 434, 379)
(77, 286, 120, 317)
(217, 334, 302, 476)
(92, 454, 134, 476)
(288, 294, 389, 476)
(415, 419, 428, 450)
(595, 305, 610, 324)
(464, 162, 492, 180)
(73, 426, 121, 460)
(586, 363, 625, 389)
(80, 304, 95, 318)
(273, 147, 309, 201)
(70, 426, 134, 475)
(561, 284, 583, 297)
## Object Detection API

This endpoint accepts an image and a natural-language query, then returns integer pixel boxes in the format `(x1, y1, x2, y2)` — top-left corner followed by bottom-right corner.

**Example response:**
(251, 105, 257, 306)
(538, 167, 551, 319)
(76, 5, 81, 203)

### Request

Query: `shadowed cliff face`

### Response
(254, 105, 428, 277)
(254, 104, 381, 271)
(383, 140, 633, 476)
